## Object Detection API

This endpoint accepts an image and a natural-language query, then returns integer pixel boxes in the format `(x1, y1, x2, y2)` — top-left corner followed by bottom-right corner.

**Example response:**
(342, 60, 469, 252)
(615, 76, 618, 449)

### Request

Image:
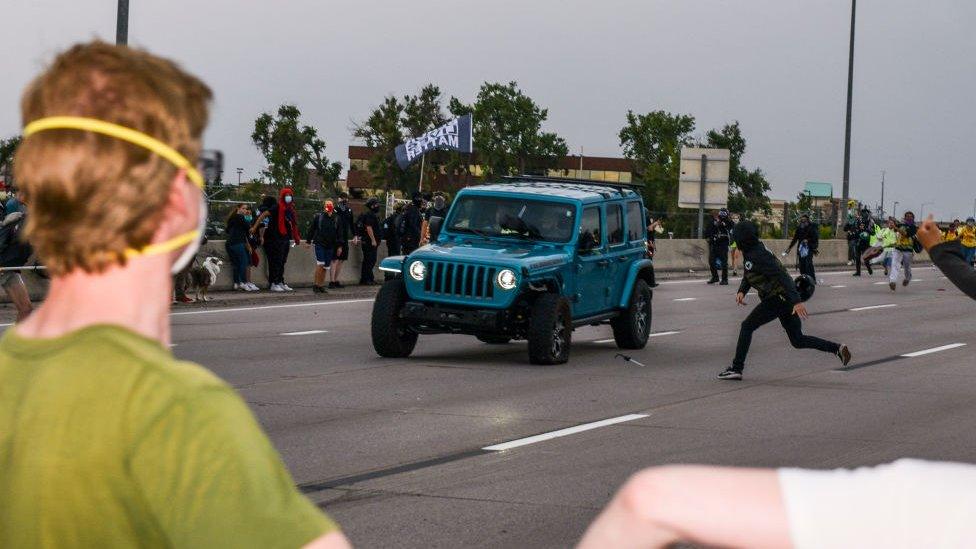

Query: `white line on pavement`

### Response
(873, 281, 890, 285)
(673, 297, 697, 302)
(592, 331, 681, 344)
(280, 330, 329, 336)
(482, 413, 650, 451)
(849, 303, 898, 312)
(171, 298, 375, 316)
(830, 285, 847, 289)
(901, 343, 967, 358)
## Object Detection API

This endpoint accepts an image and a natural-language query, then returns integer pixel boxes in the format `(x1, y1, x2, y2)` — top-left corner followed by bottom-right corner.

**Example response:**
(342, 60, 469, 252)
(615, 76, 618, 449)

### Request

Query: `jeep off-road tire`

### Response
(527, 293, 572, 365)
(611, 279, 652, 349)
(476, 335, 512, 344)
(371, 279, 419, 358)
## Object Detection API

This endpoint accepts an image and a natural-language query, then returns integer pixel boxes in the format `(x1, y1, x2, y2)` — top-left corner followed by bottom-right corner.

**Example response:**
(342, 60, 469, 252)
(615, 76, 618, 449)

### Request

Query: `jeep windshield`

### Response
(446, 195, 576, 243)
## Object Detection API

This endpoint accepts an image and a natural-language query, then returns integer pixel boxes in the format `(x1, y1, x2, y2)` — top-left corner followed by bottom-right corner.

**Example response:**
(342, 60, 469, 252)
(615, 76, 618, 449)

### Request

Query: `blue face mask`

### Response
(244, 215, 253, 223)
(284, 195, 293, 204)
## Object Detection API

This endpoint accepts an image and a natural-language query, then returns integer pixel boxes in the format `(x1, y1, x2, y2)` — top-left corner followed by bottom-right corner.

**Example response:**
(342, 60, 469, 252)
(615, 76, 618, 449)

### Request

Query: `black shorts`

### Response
(334, 241, 350, 260)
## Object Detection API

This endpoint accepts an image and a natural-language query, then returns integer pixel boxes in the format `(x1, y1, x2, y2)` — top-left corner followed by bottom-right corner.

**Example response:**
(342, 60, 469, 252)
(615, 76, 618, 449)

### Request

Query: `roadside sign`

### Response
(678, 147, 730, 209)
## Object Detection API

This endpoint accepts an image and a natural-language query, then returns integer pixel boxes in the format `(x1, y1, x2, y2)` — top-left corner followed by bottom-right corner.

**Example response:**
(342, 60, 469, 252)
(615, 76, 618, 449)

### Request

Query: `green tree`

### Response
(618, 110, 696, 233)
(449, 81, 568, 179)
(353, 84, 449, 192)
(0, 136, 22, 181)
(705, 121, 771, 217)
(251, 105, 342, 196)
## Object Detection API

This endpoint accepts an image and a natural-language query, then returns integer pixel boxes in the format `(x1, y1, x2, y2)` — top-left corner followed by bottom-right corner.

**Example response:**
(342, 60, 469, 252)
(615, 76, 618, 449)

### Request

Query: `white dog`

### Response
(188, 256, 222, 302)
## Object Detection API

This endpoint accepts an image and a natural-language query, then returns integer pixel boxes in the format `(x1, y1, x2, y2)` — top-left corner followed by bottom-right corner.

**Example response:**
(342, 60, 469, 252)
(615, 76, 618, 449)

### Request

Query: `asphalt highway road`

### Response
(11, 265, 976, 547)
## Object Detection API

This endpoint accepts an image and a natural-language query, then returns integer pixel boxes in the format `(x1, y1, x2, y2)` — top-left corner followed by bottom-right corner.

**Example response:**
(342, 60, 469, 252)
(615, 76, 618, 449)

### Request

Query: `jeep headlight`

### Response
(408, 260, 426, 281)
(496, 269, 517, 290)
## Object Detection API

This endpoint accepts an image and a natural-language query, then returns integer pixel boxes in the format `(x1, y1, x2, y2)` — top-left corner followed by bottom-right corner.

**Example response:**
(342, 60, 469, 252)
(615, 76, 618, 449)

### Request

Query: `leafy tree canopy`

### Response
(252, 104, 341, 195)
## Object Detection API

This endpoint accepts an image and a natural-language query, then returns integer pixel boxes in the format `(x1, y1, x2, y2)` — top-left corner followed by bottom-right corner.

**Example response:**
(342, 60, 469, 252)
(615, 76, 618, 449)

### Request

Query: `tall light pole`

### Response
(236, 167, 243, 185)
(920, 201, 934, 220)
(116, 0, 129, 45)
(840, 0, 857, 229)
(879, 169, 885, 217)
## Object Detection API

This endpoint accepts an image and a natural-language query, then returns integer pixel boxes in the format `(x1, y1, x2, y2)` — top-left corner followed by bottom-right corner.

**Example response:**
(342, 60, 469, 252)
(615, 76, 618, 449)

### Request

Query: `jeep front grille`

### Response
(423, 262, 496, 299)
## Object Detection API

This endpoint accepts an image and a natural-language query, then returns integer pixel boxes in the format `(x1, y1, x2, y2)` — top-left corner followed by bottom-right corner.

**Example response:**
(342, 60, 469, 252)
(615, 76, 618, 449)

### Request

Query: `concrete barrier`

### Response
(7, 239, 931, 300)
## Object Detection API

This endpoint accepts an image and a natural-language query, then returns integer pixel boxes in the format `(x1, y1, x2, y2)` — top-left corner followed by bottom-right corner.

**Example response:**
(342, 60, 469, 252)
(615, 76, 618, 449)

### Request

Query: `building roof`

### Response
(803, 181, 833, 198)
(465, 179, 639, 202)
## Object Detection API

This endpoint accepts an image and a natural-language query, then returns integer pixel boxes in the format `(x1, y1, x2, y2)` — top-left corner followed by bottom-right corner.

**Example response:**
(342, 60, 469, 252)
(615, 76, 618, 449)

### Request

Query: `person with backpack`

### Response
(718, 221, 851, 381)
(328, 193, 354, 289)
(357, 197, 382, 285)
(383, 202, 402, 257)
(399, 192, 424, 255)
(251, 187, 301, 292)
(889, 211, 920, 291)
(305, 200, 340, 294)
(784, 214, 819, 281)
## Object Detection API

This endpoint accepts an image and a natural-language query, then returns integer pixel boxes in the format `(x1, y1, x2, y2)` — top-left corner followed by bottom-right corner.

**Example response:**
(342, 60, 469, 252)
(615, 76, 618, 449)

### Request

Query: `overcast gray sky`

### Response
(4, 0, 975, 219)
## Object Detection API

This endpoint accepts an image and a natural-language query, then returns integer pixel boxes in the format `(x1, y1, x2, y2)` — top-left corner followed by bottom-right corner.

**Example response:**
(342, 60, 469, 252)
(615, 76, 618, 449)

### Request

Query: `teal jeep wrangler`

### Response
(372, 177, 655, 364)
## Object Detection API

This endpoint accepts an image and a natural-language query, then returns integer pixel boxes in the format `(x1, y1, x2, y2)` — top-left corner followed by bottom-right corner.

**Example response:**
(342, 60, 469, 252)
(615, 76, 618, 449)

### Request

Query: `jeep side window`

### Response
(578, 206, 602, 253)
(626, 201, 644, 241)
(608, 204, 624, 246)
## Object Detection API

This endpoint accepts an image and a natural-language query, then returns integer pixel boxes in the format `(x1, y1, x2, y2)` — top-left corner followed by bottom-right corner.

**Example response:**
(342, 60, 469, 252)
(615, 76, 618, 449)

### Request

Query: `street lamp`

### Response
(920, 201, 934, 220)
(237, 167, 243, 185)
(840, 0, 857, 229)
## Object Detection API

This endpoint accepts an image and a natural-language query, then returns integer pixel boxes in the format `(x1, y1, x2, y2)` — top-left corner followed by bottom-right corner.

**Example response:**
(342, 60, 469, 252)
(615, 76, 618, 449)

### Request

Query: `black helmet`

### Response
(365, 197, 380, 208)
(794, 274, 816, 303)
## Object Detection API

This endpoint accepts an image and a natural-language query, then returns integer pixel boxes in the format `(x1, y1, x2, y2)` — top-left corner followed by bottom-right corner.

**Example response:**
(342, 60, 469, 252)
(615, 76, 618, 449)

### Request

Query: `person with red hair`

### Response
(251, 187, 301, 292)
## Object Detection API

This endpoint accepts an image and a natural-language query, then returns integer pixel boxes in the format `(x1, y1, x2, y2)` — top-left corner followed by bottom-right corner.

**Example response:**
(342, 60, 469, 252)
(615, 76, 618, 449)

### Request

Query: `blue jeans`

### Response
(963, 246, 976, 267)
(225, 242, 249, 284)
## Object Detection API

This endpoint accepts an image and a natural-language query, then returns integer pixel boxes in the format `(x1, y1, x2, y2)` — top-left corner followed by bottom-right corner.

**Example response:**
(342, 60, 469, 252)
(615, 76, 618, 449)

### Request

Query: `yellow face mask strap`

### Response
(23, 116, 205, 259)
(22, 116, 204, 189)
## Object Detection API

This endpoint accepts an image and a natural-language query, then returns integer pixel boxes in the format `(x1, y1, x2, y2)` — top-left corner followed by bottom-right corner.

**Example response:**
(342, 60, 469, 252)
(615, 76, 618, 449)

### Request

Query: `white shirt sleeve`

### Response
(779, 459, 976, 549)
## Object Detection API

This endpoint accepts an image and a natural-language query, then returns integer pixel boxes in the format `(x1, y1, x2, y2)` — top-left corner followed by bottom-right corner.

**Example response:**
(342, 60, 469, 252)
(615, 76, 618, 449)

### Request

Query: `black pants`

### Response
(264, 239, 290, 285)
(401, 238, 419, 256)
(386, 239, 400, 257)
(732, 297, 839, 371)
(854, 241, 871, 274)
(360, 244, 377, 283)
(708, 244, 728, 282)
(798, 253, 816, 280)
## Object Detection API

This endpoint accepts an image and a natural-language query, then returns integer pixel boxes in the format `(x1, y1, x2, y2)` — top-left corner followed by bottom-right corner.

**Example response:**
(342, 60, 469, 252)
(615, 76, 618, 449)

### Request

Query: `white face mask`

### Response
(284, 195, 293, 204)
(170, 191, 208, 274)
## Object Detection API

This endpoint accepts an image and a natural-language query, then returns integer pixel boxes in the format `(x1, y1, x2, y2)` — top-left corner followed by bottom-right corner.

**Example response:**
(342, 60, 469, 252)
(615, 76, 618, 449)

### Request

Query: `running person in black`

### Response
(704, 208, 734, 285)
(718, 221, 851, 380)
(784, 214, 819, 280)
(851, 208, 876, 276)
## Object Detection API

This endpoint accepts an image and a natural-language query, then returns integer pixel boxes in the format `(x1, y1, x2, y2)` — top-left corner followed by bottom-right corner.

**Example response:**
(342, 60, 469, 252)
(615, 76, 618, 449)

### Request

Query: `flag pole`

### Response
(418, 153, 426, 194)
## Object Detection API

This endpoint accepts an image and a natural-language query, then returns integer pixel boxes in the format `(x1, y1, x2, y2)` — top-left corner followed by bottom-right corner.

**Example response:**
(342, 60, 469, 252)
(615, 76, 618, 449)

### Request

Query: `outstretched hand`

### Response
(736, 292, 746, 306)
(792, 303, 809, 320)
(916, 214, 943, 251)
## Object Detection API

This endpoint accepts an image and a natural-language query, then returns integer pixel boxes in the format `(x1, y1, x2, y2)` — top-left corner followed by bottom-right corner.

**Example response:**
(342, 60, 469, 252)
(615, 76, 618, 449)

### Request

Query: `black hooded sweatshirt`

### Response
(734, 221, 801, 304)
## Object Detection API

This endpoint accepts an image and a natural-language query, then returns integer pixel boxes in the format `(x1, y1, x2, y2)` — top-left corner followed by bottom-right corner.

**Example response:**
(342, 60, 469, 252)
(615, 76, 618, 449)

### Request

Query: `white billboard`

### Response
(678, 147, 730, 209)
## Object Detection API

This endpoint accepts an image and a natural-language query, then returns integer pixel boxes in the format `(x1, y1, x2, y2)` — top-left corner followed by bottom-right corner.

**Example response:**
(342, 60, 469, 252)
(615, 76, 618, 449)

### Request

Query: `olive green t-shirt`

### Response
(0, 324, 336, 548)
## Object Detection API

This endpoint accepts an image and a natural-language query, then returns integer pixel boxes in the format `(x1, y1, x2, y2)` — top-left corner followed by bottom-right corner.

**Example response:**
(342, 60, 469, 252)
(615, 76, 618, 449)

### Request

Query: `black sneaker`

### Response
(717, 367, 743, 380)
(719, 280, 729, 285)
(889, 282, 896, 291)
(706, 278, 719, 285)
(852, 272, 861, 277)
(866, 265, 873, 275)
(837, 344, 852, 366)
(328, 281, 338, 289)
(732, 270, 739, 277)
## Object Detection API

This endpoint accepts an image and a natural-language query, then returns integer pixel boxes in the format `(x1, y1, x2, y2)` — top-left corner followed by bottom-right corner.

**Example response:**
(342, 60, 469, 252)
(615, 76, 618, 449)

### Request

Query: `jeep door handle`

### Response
(616, 256, 628, 262)
(597, 259, 611, 267)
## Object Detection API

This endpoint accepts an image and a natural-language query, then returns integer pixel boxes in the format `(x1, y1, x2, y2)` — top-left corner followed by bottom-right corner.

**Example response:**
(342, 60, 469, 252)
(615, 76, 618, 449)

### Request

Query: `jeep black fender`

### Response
(616, 259, 655, 308)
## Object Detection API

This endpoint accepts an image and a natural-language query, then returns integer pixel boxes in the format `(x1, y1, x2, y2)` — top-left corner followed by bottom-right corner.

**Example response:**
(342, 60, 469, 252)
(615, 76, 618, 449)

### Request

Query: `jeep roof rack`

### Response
(499, 175, 642, 195)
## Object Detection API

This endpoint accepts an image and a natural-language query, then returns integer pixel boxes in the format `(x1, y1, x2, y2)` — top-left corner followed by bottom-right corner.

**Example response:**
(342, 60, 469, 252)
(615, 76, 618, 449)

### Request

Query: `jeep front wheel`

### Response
(527, 293, 572, 365)
(611, 279, 652, 349)
(371, 279, 419, 358)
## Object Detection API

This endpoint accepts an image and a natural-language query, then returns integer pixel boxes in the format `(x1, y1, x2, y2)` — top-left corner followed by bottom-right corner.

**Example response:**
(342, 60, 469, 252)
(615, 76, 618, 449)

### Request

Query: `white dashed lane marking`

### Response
(673, 297, 697, 302)
(849, 304, 898, 312)
(901, 343, 967, 358)
(280, 330, 329, 336)
(483, 414, 650, 451)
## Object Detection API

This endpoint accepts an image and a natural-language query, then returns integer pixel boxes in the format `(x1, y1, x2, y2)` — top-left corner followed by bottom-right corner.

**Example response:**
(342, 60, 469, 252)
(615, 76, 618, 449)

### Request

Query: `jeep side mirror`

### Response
(429, 216, 444, 241)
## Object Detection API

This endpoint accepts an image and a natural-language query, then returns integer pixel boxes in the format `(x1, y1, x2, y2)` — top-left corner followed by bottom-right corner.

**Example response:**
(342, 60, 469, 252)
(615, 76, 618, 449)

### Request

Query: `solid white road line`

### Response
(171, 298, 375, 316)
(280, 330, 329, 336)
(830, 285, 847, 289)
(593, 331, 681, 344)
(873, 281, 889, 285)
(901, 343, 967, 358)
(849, 303, 898, 312)
(673, 297, 697, 302)
(483, 413, 649, 451)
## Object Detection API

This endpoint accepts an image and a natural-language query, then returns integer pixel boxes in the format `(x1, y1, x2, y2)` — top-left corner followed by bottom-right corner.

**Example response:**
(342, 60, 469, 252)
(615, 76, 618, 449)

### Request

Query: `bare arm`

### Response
(303, 531, 352, 549)
(366, 225, 377, 246)
(578, 465, 791, 549)
(250, 210, 270, 233)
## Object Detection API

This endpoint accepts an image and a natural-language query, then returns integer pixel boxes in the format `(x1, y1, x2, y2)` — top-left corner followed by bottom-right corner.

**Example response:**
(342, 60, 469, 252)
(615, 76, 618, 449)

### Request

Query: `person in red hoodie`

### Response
(251, 187, 301, 292)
